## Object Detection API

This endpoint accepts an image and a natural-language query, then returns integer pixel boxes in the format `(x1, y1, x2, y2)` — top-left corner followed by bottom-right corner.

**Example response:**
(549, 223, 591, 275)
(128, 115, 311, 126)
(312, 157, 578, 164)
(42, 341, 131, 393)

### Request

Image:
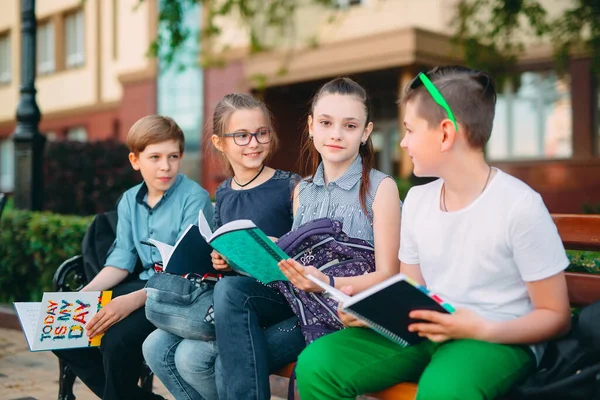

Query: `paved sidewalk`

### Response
(0, 327, 173, 400)
(0, 308, 285, 400)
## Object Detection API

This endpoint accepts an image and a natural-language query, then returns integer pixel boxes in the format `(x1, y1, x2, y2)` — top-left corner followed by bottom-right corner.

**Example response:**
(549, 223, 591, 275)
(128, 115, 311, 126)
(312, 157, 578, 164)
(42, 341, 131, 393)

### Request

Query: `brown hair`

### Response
(126, 115, 185, 155)
(301, 77, 375, 215)
(401, 65, 497, 149)
(209, 93, 279, 173)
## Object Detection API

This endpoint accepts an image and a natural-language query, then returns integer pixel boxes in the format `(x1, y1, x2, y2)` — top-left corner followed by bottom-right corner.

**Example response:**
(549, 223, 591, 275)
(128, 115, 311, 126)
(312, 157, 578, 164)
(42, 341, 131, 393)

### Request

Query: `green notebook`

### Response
(198, 211, 289, 284)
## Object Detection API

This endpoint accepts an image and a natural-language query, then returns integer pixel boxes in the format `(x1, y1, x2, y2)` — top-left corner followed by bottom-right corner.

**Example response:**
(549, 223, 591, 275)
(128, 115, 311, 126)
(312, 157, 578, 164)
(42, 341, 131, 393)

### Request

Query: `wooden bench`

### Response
(272, 213, 600, 399)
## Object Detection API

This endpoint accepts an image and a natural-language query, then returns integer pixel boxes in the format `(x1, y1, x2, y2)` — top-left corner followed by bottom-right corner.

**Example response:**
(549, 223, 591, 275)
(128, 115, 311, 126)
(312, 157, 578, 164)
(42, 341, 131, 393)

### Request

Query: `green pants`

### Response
(296, 328, 536, 400)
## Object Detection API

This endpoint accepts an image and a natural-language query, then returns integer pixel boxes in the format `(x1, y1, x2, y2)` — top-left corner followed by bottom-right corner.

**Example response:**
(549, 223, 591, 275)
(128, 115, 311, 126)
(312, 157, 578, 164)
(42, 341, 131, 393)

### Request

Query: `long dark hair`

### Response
(301, 77, 375, 214)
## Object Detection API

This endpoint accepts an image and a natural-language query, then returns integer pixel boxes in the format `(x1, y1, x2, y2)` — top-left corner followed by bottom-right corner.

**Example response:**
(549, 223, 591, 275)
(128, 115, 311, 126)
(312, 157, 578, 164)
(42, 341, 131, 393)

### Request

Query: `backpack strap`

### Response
(277, 218, 337, 253)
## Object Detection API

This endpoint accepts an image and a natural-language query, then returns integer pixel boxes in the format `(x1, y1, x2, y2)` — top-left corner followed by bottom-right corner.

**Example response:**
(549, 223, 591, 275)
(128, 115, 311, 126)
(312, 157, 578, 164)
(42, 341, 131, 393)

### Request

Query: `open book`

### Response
(198, 211, 289, 284)
(13, 291, 112, 351)
(307, 273, 455, 347)
(147, 222, 215, 276)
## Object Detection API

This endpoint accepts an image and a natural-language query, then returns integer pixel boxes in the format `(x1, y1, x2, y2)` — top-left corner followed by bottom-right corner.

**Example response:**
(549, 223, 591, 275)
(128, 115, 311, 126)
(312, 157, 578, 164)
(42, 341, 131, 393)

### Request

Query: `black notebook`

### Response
(145, 224, 216, 276)
(308, 273, 455, 347)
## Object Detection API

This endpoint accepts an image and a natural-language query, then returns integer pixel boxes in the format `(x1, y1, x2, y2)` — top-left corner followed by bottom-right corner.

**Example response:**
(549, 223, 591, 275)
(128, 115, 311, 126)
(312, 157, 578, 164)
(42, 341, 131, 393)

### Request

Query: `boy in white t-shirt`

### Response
(294, 66, 572, 400)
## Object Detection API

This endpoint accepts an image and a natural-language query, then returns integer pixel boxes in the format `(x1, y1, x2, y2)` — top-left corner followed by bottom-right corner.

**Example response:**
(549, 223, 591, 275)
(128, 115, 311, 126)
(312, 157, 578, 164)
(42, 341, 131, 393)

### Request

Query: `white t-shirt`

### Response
(399, 169, 569, 361)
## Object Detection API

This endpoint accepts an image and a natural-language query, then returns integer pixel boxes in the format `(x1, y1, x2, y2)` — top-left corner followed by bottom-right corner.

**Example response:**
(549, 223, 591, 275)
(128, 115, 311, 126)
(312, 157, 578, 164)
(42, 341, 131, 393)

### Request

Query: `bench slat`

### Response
(368, 383, 418, 400)
(553, 214, 600, 251)
(566, 272, 600, 307)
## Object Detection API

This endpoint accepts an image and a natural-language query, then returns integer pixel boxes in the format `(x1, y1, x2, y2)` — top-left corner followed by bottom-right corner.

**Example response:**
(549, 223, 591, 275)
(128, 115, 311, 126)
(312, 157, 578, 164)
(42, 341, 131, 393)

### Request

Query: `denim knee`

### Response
(213, 276, 250, 312)
(174, 339, 219, 383)
(142, 329, 179, 371)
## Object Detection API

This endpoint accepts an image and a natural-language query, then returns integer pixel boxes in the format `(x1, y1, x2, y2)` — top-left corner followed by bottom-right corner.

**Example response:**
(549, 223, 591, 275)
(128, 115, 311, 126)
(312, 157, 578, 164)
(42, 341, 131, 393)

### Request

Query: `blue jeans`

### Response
(213, 276, 307, 400)
(143, 330, 221, 400)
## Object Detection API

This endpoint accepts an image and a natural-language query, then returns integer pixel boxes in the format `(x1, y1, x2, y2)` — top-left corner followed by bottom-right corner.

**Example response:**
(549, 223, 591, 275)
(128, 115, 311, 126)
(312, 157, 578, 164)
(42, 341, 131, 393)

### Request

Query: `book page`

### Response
(13, 302, 41, 351)
(147, 239, 174, 267)
(198, 210, 214, 242)
(211, 219, 256, 241)
(307, 275, 351, 304)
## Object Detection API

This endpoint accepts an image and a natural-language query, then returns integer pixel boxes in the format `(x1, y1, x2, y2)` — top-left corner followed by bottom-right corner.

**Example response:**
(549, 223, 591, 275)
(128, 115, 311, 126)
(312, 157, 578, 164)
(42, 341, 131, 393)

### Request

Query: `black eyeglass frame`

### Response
(223, 129, 273, 146)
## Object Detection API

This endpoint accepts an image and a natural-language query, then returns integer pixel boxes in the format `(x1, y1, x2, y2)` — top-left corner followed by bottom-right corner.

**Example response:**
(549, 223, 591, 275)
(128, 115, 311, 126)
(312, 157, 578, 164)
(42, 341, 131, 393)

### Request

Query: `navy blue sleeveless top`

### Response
(214, 169, 301, 238)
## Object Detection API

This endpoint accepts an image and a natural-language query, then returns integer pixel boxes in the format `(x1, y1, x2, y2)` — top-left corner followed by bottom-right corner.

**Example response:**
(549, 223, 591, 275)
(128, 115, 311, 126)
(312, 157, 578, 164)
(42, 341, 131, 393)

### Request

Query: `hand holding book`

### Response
(307, 273, 455, 347)
(278, 258, 330, 293)
(334, 285, 368, 328)
(407, 307, 486, 343)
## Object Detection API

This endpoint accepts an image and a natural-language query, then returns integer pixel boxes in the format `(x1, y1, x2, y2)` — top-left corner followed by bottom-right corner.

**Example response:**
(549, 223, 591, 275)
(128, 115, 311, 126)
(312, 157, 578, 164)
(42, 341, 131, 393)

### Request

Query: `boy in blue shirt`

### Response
(54, 115, 214, 400)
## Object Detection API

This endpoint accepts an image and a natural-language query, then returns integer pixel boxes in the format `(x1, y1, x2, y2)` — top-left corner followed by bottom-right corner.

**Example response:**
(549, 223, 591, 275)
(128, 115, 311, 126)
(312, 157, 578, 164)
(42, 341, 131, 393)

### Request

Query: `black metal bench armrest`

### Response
(53, 255, 86, 292)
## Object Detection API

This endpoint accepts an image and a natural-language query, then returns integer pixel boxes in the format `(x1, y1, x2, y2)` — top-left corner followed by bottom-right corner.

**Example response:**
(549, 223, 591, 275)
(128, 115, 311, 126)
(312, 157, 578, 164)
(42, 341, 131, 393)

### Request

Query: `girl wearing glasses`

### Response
(211, 77, 402, 400)
(143, 93, 300, 400)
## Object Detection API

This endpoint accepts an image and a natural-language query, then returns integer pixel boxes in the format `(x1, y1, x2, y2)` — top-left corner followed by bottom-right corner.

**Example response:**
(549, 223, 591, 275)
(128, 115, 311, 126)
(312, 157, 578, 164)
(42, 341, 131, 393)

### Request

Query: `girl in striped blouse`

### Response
(212, 77, 402, 400)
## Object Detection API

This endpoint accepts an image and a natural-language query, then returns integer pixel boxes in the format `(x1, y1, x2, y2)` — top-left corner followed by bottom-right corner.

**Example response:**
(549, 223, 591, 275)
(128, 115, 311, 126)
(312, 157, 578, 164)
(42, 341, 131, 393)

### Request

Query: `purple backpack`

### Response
(275, 218, 375, 344)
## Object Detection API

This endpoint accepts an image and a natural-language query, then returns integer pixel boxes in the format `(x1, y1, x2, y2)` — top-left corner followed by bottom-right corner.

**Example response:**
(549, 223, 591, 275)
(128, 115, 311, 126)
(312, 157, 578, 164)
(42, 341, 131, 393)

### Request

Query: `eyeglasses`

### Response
(223, 129, 272, 146)
(410, 72, 458, 132)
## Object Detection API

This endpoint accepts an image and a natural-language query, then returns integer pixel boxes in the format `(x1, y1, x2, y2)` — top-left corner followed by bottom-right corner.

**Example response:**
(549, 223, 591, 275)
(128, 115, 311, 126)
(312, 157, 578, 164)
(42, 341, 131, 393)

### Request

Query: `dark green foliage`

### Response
(147, 0, 337, 69)
(147, 0, 600, 81)
(567, 250, 600, 274)
(453, 0, 600, 78)
(44, 141, 141, 216)
(0, 209, 92, 302)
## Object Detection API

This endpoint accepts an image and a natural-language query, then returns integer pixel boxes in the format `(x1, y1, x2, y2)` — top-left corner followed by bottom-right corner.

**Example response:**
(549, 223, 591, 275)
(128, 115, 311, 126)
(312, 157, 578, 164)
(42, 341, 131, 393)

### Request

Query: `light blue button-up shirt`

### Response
(104, 174, 214, 280)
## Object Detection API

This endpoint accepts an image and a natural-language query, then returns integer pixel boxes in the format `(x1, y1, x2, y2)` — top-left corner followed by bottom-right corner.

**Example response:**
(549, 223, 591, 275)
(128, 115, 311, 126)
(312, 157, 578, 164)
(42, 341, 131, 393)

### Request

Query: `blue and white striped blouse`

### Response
(293, 155, 391, 244)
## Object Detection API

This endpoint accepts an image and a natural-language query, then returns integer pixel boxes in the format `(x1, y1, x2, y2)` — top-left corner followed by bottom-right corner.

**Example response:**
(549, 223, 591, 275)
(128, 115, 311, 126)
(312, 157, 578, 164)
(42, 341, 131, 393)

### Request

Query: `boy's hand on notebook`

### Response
(338, 286, 368, 328)
(407, 308, 487, 342)
(278, 259, 328, 292)
(211, 250, 232, 272)
(86, 294, 139, 338)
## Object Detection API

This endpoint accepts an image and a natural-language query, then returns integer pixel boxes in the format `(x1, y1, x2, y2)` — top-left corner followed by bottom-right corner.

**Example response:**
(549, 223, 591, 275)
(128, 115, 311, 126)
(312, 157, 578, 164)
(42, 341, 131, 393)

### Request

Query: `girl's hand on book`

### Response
(407, 308, 487, 342)
(211, 250, 232, 272)
(86, 295, 138, 338)
(278, 259, 328, 292)
(338, 285, 368, 328)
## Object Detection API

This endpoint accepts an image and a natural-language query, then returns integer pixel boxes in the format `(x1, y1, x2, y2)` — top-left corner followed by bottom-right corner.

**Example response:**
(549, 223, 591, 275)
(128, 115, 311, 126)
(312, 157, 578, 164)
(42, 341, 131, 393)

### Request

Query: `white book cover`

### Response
(13, 291, 112, 351)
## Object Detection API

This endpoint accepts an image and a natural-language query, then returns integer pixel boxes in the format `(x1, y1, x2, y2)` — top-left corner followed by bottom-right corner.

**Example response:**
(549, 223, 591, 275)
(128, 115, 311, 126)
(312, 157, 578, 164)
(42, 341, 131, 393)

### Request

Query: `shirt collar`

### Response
(135, 174, 184, 207)
(313, 155, 363, 191)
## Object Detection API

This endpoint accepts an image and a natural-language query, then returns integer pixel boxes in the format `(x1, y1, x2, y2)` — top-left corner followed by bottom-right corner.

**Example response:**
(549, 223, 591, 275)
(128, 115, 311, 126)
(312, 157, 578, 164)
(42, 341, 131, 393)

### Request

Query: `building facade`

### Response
(201, 0, 600, 213)
(0, 0, 204, 193)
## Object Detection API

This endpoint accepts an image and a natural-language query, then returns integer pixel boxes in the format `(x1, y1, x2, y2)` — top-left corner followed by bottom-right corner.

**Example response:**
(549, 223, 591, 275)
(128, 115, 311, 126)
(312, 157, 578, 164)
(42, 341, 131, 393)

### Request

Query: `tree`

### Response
(149, 0, 338, 68)
(453, 0, 600, 78)
(148, 0, 600, 77)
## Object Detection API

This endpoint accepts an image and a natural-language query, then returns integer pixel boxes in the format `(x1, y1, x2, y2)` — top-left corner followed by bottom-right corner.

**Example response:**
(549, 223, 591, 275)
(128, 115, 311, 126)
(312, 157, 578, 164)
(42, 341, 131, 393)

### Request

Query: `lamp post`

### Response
(12, 0, 45, 211)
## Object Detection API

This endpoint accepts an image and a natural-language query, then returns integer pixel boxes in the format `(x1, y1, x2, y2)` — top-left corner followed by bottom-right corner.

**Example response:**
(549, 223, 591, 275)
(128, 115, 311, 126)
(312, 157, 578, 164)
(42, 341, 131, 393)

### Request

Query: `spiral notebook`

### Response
(307, 273, 455, 347)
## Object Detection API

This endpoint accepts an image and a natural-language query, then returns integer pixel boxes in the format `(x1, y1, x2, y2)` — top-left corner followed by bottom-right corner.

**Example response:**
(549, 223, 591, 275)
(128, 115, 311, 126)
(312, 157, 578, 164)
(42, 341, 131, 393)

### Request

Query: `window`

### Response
(66, 126, 87, 141)
(37, 20, 55, 75)
(0, 33, 11, 84)
(45, 130, 58, 141)
(0, 138, 14, 193)
(487, 71, 572, 160)
(157, 2, 202, 181)
(65, 10, 85, 68)
(336, 0, 364, 7)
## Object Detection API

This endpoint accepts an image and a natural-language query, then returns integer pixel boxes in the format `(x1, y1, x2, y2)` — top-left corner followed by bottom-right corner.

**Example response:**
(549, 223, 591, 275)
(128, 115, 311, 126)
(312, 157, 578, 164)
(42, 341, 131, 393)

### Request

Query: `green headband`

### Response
(418, 72, 458, 132)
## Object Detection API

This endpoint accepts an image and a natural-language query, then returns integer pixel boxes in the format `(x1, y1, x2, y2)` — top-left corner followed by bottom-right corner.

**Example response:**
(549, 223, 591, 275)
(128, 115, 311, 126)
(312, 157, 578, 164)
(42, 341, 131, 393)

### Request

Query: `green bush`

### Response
(566, 250, 600, 274)
(0, 209, 92, 302)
